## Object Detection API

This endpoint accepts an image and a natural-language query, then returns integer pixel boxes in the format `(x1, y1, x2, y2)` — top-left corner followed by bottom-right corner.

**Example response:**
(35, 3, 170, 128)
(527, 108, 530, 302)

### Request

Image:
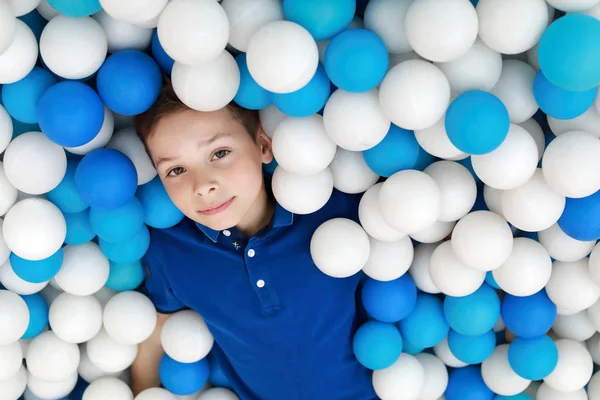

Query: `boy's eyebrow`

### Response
(155, 132, 231, 167)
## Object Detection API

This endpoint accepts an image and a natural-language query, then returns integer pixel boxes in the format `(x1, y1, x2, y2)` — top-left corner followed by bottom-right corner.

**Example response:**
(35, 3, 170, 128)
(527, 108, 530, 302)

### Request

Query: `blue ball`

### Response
(502, 290, 556, 339)
(397, 293, 449, 349)
(89, 197, 145, 243)
(401, 338, 424, 355)
(448, 329, 496, 365)
(446, 365, 494, 400)
(159, 354, 210, 396)
(283, 0, 355, 40)
(234, 53, 272, 110)
(99, 225, 150, 264)
(263, 157, 278, 176)
(21, 294, 49, 339)
(444, 283, 501, 336)
(485, 271, 500, 289)
(495, 395, 531, 400)
(46, 158, 89, 214)
(18, 10, 47, 42)
(2, 67, 56, 124)
(272, 64, 330, 117)
(413, 147, 437, 171)
(75, 148, 138, 210)
(533, 71, 597, 120)
(363, 124, 420, 177)
(352, 321, 403, 370)
(137, 177, 184, 229)
(508, 335, 558, 380)
(538, 14, 600, 91)
(64, 209, 96, 245)
(10, 249, 63, 284)
(37, 81, 104, 147)
(324, 29, 388, 92)
(361, 274, 417, 323)
(48, 0, 101, 16)
(445, 90, 510, 155)
(105, 260, 145, 292)
(557, 189, 600, 241)
(97, 50, 163, 116)
(151, 31, 174, 75)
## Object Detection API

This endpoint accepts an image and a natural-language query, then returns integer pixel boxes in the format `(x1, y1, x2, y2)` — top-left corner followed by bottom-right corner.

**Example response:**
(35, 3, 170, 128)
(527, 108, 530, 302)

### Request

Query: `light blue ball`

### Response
(363, 124, 420, 177)
(283, 0, 355, 40)
(558, 189, 600, 241)
(508, 335, 558, 381)
(89, 197, 145, 243)
(533, 71, 597, 120)
(538, 14, 600, 91)
(495, 395, 531, 400)
(361, 274, 417, 323)
(324, 28, 388, 92)
(137, 177, 184, 229)
(47, 0, 101, 17)
(445, 90, 510, 155)
(10, 249, 63, 284)
(446, 366, 494, 400)
(100, 225, 150, 264)
(448, 329, 496, 365)
(272, 63, 330, 117)
(234, 53, 272, 110)
(105, 260, 145, 292)
(444, 283, 501, 336)
(401, 338, 424, 355)
(21, 294, 49, 339)
(485, 271, 500, 289)
(11, 117, 40, 139)
(64, 209, 96, 245)
(151, 32, 174, 75)
(159, 354, 210, 396)
(502, 290, 556, 339)
(2, 67, 56, 124)
(46, 158, 89, 214)
(352, 321, 403, 370)
(397, 293, 449, 349)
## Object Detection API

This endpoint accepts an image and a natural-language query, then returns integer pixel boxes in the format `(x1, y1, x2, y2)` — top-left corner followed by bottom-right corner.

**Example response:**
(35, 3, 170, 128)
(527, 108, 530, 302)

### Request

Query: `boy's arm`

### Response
(131, 312, 170, 396)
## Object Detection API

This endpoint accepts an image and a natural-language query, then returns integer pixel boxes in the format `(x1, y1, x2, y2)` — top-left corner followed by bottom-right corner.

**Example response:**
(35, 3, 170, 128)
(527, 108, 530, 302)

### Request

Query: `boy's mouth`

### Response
(197, 197, 234, 216)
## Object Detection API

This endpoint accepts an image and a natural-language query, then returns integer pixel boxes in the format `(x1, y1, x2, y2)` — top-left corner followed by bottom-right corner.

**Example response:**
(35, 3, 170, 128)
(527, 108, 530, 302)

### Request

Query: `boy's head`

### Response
(135, 81, 274, 232)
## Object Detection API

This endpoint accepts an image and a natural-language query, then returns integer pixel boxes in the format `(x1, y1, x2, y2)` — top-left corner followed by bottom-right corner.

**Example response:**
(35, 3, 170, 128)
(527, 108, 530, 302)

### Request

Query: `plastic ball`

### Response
(329, 148, 379, 194)
(0, 106, 12, 155)
(0, 20, 38, 84)
(0, 341, 23, 381)
(40, 16, 107, 80)
(159, 354, 209, 396)
(82, 377, 133, 400)
(221, 0, 284, 52)
(538, 14, 600, 91)
(160, 310, 213, 364)
(444, 283, 500, 336)
(135, 388, 177, 400)
(233, 53, 272, 111)
(357, 183, 406, 242)
(197, 388, 239, 400)
(590, 243, 600, 286)
(105, 260, 144, 292)
(434, 336, 468, 369)
(553, 311, 596, 341)
(259, 104, 286, 138)
(362, 236, 414, 282)
(363, 125, 421, 178)
(372, 353, 425, 400)
(99, 225, 150, 264)
(64, 106, 115, 156)
(150, 32, 174, 75)
(0, 259, 48, 295)
(53, 243, 109, 296)
(98, 0, 167, 28)
(1, 67, 56, 124)
(136, 177, 184, 229)
(361, 274, 417, 322)
(397, 293, 449, 349)
(103, 291, 156, 345)
(410, 220, 456, 244)
(89, 198, 144, 243)
(407, 243, 440, 294)
(501, 290, 556, 338)
(20, 293, 48, 339)
(548, 0, 600, 11)
(47, 0, 100, 17)
(353, 321, 402, 370)
(26, 330, 80, 382)
(10, 249, 63, 284)
(446, 365, 493, 400)
(508, 335, 558, 381)
(93, 9, 153, 53)
(271, 115, 337, 175)
(271, 166, 333, 214)
(413, 117, 467, 161)
(77, 344, 118, 384)
(49, 292, 102, 344)
(445, 90, 510, 155)
(590, 373, 600, 400)
(0, 0, 16, 54)
(534, 71, 597, 120)
(558, 189, 600, 241)
(490, 60, 538, 124)
(411, 353, 446, 400)
(544, 339, 593, 392)
(63, 209, 96, 246)
(518, 119, 546, 161)
(363, 0, 412, 54)
(0, 290, 29, 345)
(283, 0, 354, 41)
(482, 344, 531, 396)
(85, 329, 137, 373)
(429, 240, 486, 296)
(537, 384, 586, 400)
(423, 161, 477, 222)
(546, 259, 600, 313)
(0, 366, 26, 400)
(547, 102, 600, 139)
(271, 63, 330, 117)
(448, 329, 496, 365)
(105, 128, 155, 186)
(379, 60, 450, 130)
(538, 223, 595, 262)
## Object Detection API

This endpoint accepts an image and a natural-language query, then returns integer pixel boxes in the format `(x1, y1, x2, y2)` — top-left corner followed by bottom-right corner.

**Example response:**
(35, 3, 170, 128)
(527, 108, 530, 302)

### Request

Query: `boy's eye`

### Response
(212, 150, 230, 160)
(167, 167, 185, 177)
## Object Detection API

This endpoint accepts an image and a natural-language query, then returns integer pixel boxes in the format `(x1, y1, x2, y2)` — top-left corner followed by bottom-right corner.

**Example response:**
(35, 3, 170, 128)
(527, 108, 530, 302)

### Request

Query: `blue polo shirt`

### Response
(142, 188, 377, 400)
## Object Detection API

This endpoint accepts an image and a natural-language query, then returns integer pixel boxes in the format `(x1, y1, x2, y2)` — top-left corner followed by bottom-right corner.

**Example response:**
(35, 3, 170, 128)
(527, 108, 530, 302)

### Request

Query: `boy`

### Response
(131, 82, 377, 400)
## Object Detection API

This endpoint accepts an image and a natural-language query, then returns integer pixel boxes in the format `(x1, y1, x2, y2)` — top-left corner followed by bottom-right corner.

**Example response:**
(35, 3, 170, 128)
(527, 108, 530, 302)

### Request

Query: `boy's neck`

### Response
(235, 180, 276, 237)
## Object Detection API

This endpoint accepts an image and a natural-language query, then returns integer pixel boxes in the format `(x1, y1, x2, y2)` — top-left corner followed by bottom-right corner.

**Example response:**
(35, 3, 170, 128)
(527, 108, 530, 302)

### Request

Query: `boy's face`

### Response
(147, 108, 273, 231)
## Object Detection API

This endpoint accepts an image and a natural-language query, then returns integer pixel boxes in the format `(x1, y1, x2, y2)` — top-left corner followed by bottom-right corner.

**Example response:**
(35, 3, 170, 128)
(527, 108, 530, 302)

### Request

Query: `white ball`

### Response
(424, 161, 477, 222)
(0, 341, 22, 381)
(414, 353, 448, 400)
(3, 131, 67, 195)
(323, 89, 390, 151)
(519, 118, 546, 161)
(329, 148, 379, 194)
(99, 0, 168, 27)
(413, 117, 467, 160)
(362, 236, 414, 282)
(94, 285, 117, 308)
(83, 377, 133, 400)
(0, 259, 48, 295)
(106, 127, 156, 185)
(546, 259, 600, 313)
(65, 107, 115, 155)
(476, 0, 550, 54)
(246, 20, 318, 94)
(49, 293, 103, 344)
(0, 163, 18, 217)
(379, 60, 451, 130)
(586, 333, 600, 364)
(113, 112, 134, 131)
(2, 198, 66, 261)
(388, 51, 425, 70)
(542, 131, 600, 198)
(536, 385, 587, 400)
(86, 329, 138, 373)
(409, 220, 456, 244)
(54, 243, 110, 296)
(483, 185, 505, 218)
(172, 50, 240, 112)
(161, 310, 214, 364)
(135, 388, 177, 400)
(221, 0, 283, 52)
(553, 312, 596, 341)
(372, 353, 425, 400)
(589, 242, 600, 286)
(78, 344, 121, 383)
(103, 291, 157, 346)
(0, 221, 9, 266)
(0, 105, 12, 154)
(272, 115, 337, 175)
(546, 0, 600, 11)
(590, 372, 600, 400)
(364, 0, 412, 54)
(197, 388, 239, 400)
(544, 339, 593, 392)
(548, 105, 600, 139)
(492, 238, 552, 296)
(408, 243, 441, 294)
(0, 20, 38, 84)
(379, 170, 441, 234)
(538, 223, 595, 262)
(435, 39, 502, 95)
(271, 166, 333, 215)
(259, 104, 286, 139)
(26, 331, 80, 383)
(405, 0, 478, 62)
(433, 336, 468, 368)
(358, 183, 406, 242)
(588, 302, 600, 337)
(39, 284, 63, 305)
(36, 0, 59, 20)
(93, 9, 153, 54)
(481, 344, 531, 396)
(0, 0, 16, 54)
(7, 0, 40, 16)
(27, 371, 78, 400)
(451, 211, 514, 271)
(310, 218, 370, 278)
(40, 16, 107, 80)
(0, 365, 26, 400)
(429, 241, 486, 296)
(490, 60, 538, 124)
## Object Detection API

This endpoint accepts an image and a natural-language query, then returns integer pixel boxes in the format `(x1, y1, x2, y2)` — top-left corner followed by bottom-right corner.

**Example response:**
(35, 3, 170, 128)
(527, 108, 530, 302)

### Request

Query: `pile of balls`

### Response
(1, 0, 600, 399)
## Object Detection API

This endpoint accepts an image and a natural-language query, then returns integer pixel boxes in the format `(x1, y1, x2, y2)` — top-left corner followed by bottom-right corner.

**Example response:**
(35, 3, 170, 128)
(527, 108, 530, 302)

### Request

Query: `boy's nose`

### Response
(193, 175, 219, 197)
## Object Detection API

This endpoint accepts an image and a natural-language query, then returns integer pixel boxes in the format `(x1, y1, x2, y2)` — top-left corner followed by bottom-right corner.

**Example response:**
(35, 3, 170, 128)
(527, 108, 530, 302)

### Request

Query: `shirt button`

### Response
(222, 230, 231, 237)
(256, 279, 265, 288)
(247, 249, 255, 257)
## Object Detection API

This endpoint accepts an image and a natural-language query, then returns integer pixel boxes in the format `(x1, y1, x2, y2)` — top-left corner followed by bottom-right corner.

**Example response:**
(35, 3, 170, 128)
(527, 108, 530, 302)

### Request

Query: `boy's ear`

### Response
(256, 124, 274, 165)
